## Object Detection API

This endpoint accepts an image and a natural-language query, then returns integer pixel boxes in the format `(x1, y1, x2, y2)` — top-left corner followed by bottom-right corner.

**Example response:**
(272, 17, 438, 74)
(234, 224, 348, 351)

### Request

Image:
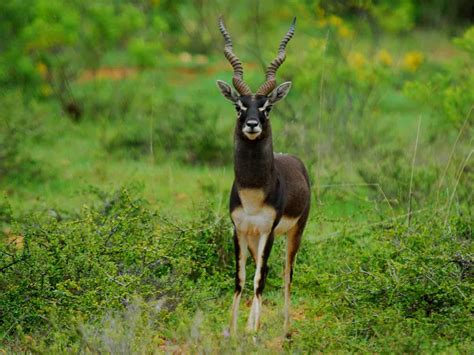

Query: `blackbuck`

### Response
(216, 17, 311, 336)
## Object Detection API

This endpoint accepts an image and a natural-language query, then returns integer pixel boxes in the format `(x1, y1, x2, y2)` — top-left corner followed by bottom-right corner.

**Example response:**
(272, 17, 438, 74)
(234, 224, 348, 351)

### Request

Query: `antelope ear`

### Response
(216, 80, 239, 103)
(268, 81, 292, 104)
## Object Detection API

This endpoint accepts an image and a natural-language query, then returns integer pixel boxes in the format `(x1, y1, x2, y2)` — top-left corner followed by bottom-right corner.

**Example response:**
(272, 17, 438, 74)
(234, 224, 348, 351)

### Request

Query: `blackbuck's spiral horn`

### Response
(256, 17, 296, 96)
(218, 16, 252, 96)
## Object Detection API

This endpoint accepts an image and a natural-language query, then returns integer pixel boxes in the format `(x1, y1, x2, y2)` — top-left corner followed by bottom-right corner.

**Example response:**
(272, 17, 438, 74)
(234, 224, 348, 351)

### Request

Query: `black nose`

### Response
(246, 120, 259, 128)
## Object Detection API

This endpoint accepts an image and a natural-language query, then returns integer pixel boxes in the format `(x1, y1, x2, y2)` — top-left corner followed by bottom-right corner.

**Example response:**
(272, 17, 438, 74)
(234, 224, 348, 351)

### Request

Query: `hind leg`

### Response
(284, 211, 309, 336)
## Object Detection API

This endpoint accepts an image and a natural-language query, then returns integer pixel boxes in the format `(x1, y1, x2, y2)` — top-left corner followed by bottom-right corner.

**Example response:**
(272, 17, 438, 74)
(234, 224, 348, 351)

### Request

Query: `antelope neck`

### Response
(234, 128, 276, 190)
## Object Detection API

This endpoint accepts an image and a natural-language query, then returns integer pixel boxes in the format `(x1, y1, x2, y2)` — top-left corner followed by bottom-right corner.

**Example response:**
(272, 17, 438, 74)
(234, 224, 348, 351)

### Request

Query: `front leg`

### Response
(230, 227, 247, 335)
(247, 231, 275, 332)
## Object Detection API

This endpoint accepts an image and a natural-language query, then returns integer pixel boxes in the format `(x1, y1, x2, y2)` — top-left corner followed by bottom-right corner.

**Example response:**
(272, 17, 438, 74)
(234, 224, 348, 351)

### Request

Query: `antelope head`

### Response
(216, 16, 295, 141)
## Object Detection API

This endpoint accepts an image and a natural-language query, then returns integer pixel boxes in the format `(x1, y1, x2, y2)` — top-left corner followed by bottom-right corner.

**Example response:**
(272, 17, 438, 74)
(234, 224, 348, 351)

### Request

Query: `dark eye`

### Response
(235, 106, 243, 118)
(259, 104, 272, 116)
(262, 106, 271, 117)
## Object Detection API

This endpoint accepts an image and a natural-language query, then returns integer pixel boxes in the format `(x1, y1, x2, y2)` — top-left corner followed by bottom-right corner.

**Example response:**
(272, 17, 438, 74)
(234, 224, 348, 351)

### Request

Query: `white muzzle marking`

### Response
(243, 124, 262, 140)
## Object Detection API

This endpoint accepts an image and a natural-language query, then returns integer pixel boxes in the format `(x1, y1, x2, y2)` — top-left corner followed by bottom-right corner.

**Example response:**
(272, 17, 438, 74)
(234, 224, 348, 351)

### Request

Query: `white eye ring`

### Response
(258, 100, 271, 112)
(236, 100, 247, 111)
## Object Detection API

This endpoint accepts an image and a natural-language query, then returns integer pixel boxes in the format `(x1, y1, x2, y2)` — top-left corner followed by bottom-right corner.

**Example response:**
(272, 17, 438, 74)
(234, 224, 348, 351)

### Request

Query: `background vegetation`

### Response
(1, 0, 473, 352)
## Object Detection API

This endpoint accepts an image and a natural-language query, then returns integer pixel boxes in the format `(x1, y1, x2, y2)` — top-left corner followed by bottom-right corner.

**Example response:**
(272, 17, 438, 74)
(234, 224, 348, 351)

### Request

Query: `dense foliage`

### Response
(0, 190, 472, 352)
(0, 189, 233, 351)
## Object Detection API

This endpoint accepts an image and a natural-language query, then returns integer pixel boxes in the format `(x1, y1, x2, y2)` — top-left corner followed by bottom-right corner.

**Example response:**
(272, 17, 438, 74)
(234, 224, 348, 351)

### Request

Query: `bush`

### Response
(0, 188, 233, 349)
(403, 26, 474, 130)
(103, 92, 233, 165)
(155, 98, 232, 165)
(0, 91, 45, 182)
(294, 216, 473, 352)
(357, 146, 439, 206)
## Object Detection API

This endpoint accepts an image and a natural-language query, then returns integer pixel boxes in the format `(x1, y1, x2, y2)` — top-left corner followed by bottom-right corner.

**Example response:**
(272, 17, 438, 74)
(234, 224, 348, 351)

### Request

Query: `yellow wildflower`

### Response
(328, 15, 343, 27)
(40, 83, 53, 97)
(37, 62, 48, 78)
(403, 51, 424, 72)
(178, 51, 192, 64)
(317, 18, 327, 27)
(348, 51, 366, 70)
(338, 25, 353, 39)
(376, 49, 393, 66)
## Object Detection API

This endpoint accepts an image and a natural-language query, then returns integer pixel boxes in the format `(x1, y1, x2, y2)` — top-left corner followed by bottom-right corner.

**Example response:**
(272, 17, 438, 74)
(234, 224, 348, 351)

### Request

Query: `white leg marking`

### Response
(247, 234, 268, 332)
(230, 235, 247, 335)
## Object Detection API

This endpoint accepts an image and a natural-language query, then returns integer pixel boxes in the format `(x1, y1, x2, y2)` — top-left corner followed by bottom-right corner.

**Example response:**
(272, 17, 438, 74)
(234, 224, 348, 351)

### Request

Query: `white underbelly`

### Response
(231, 188, 298, 237)
(232, 207, 275, 237)
(232, 207, 298, 237)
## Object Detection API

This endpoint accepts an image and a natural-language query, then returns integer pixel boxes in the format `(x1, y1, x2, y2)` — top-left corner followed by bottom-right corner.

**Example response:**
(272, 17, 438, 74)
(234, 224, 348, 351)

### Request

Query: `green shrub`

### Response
(155, 98, 232, 165)
(357, 146, 439, 206)
(0, 91, 45, 182)
(0, 188, 233, 348)
(102, 93, 233, 165)
(294, 216, 473, 352)
(403, 26, 474, 130)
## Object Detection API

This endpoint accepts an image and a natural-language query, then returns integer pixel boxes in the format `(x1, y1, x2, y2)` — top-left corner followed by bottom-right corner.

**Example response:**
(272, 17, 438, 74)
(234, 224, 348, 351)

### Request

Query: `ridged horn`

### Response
(256, 17, 296, 96)
(218, 16, 252, 96)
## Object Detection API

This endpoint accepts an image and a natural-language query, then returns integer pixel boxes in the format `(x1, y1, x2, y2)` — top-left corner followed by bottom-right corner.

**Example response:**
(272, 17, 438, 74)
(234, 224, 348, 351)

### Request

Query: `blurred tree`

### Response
(0, 0, 171, 120)
(318, 0, 473, 31)
(412, 0, 474, 27)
